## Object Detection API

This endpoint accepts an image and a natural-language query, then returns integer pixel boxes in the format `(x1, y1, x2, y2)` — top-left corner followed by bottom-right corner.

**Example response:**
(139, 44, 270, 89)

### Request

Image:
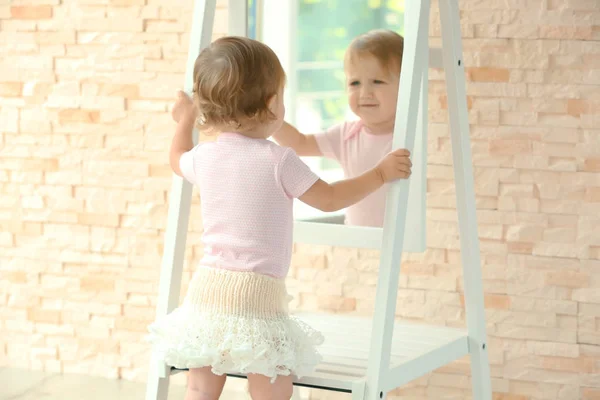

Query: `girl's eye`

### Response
(374, 80, 385, 84)
(349, 81, 360, 86)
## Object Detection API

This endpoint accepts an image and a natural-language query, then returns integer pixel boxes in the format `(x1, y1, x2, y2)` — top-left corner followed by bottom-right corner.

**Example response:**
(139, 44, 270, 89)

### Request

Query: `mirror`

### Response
(260, 0, 427, 251)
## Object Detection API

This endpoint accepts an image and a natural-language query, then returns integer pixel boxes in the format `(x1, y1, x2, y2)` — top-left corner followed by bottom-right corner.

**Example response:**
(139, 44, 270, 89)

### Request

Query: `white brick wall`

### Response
(1, 0, 599, 398)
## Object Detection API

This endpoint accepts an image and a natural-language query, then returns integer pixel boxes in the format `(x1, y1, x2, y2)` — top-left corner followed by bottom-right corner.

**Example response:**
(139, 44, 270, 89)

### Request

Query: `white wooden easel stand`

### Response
(145, 0, 492, 399)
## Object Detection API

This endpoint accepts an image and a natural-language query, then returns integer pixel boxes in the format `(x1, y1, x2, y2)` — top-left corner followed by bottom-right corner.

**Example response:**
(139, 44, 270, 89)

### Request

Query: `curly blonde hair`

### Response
(345, 29, 404, 75)
(192, 36, 286, 133)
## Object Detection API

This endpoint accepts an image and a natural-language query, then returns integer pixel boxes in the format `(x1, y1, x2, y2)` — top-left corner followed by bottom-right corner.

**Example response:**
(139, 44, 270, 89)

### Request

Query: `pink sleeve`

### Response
(277, 148, 320, 198)
(314, 123, 344, 161)
(179, 145, 200, 184)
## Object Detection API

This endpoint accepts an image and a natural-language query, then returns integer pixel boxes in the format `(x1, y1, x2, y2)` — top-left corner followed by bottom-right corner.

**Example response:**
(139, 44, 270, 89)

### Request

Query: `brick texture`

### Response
(1, 0, 599, 398)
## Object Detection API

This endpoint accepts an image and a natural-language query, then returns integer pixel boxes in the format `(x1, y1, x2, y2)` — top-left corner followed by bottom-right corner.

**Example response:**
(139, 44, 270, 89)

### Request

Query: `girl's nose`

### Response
(360, 84, 373, 97)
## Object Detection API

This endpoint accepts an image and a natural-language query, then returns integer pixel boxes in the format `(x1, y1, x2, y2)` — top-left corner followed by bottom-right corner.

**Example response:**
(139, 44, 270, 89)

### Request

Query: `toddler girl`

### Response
(273, 29, 405, 228)
(148, 36, 411, 400)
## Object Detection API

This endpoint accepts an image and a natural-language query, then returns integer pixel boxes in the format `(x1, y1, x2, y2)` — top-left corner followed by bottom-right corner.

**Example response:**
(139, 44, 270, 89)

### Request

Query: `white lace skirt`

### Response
(147, 266, 324, 382)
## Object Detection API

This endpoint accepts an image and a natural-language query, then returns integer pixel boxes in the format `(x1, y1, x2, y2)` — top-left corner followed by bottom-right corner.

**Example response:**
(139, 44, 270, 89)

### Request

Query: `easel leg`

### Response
(364, 0, 430, 397)
(145, 375, 170, 400)
(145, 355, 171, 400)
(411, 0, 430, 253)
(145, 0, 217, 398)
(438, 0, 492, 399)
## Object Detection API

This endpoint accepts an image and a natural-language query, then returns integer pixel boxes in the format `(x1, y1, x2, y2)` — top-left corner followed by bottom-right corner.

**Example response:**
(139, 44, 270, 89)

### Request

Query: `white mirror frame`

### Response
(259, 0, 442, 251)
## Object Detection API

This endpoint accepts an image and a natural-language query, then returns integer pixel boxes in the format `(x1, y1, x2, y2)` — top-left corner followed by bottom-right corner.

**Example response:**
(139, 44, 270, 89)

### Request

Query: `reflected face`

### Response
(345, 55, 400, 134)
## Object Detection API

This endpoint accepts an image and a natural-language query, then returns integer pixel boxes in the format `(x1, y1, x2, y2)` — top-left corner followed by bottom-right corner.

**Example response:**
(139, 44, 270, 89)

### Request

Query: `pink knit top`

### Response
(179, 133, 319, 278)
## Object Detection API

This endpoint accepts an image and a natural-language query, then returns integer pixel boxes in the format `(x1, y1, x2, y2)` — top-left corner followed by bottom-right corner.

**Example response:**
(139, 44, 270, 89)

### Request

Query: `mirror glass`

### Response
(260, 0, 426, 251)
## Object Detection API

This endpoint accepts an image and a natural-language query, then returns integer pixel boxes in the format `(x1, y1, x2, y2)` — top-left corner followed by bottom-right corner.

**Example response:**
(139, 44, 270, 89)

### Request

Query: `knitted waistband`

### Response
(184, 266, 289, 318)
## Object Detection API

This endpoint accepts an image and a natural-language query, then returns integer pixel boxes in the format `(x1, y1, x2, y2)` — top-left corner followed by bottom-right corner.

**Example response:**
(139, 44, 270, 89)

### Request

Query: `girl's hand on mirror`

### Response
(375, 148, 412, 183)
(171, 90, 196, 124)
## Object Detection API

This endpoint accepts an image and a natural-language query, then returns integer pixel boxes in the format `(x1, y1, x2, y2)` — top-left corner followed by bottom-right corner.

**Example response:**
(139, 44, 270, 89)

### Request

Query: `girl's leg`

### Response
(247, 374, 294, 400)
(185, 367, 227, 400)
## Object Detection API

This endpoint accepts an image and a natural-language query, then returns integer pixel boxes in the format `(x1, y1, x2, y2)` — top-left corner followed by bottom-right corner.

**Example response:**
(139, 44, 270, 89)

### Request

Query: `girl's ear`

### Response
(266, 92, 277, 113)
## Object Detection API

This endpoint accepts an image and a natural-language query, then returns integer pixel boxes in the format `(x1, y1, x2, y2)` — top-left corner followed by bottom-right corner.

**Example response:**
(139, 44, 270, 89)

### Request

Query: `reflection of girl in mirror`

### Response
(273, 29, 407, 228)
(147, 36, 411, 400)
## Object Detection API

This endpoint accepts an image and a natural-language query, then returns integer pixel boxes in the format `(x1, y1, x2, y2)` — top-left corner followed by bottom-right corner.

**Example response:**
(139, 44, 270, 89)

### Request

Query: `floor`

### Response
(0, 368, 249, 400)
(0, 368, 323, 400)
